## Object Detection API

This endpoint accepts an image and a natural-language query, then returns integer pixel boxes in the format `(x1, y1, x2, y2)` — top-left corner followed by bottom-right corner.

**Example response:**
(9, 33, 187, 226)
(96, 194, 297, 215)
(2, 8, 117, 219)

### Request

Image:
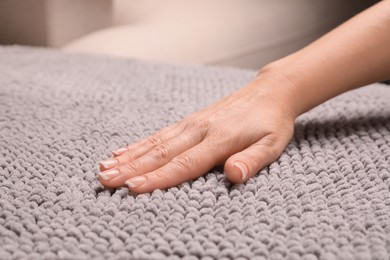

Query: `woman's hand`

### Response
(97, 71, 297, 194)
(96, 0, 390, 194)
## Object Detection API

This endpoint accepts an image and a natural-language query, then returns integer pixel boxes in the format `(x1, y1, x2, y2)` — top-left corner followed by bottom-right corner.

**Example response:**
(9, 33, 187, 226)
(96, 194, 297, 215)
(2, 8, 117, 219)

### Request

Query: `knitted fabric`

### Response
(0, 46, 390, 260)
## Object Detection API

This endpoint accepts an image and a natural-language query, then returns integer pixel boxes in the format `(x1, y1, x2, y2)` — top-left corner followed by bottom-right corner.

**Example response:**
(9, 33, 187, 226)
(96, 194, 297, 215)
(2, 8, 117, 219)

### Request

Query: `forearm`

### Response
(258, 0, 390, 118)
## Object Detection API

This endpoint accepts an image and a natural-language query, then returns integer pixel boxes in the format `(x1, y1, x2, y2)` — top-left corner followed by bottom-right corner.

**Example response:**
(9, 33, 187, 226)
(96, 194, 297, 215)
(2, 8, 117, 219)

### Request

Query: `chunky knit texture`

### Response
(0, 46, 390, 260)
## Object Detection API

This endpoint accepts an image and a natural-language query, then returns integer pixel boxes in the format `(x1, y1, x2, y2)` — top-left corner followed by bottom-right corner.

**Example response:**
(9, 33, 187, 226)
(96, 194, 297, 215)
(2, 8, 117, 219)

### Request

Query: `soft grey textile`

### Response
(1, 46, 390, 260)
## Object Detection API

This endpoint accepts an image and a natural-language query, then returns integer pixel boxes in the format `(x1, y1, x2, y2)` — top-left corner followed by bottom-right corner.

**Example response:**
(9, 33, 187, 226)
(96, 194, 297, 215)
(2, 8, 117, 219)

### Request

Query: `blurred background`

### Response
(0, 0, 378, 69)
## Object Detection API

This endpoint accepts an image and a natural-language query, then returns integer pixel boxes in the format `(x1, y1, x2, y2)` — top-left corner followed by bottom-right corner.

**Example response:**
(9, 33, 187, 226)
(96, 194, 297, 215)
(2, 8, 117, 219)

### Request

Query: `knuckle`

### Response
(122, 151, 136, 162)
(216, 127, 231, 139)
(195, 118, 210, 129)
(172, 153, 193, 174)
(122, 152, 132, 162)
(258, 144, 282, 162)
(124, 161, 140, 173)
(150, 144, 172, 160)
(145, 132, 164, 148)
(181, 118, 213, 143)
(206, 127, 231, 145)
(153, 170, 168, 180)
(262, 135, 285, 160)
(187, 118, 210, 135)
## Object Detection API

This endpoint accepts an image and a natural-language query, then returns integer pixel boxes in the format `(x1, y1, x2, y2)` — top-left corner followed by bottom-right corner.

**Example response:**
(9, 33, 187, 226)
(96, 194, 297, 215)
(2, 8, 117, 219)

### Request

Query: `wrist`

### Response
(249, 60, 305, 119)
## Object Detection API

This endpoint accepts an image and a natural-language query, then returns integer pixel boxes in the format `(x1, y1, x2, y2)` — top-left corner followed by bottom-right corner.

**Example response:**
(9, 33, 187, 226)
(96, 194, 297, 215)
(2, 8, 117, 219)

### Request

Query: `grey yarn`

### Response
(0, 46, 390, 260)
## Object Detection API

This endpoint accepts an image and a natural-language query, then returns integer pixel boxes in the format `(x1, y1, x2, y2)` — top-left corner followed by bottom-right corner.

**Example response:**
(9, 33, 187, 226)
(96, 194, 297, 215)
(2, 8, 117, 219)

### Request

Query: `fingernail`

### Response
(233, 161, 248, 181)
(125, 176, 147, 188)
(112, 147, 127, 156)
(99, 158, 118, 169)
(98, 169, 120, 180)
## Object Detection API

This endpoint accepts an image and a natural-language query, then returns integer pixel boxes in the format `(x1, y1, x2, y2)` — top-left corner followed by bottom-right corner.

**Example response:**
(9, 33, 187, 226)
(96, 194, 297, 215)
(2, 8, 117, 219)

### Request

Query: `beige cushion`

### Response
(0, 0, 112, 47)
(63, 0, 376, 69)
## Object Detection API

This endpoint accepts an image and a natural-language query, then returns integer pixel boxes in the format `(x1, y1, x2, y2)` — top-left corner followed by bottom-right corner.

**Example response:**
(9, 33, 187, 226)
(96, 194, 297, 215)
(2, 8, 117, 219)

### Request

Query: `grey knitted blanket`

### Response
(1, 46, 390, 260)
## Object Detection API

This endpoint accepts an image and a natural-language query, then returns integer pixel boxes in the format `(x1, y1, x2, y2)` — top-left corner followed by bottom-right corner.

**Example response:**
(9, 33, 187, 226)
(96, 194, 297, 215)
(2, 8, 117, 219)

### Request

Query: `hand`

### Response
(97, 73, 296, 194)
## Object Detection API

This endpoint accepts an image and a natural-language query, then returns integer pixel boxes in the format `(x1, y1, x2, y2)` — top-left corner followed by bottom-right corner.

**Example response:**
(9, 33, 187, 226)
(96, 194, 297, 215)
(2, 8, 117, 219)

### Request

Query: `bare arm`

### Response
(260, 0, 390, 117)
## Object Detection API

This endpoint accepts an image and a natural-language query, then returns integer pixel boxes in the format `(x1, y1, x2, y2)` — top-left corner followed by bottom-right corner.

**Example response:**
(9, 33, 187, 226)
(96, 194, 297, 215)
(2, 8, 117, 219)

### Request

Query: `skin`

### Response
(98, 1, 390, 194)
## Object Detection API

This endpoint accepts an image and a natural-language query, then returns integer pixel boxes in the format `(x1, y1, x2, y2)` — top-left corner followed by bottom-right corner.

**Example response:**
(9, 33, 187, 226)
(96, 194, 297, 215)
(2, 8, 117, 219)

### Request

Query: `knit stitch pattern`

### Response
(0, 46, 390, 260)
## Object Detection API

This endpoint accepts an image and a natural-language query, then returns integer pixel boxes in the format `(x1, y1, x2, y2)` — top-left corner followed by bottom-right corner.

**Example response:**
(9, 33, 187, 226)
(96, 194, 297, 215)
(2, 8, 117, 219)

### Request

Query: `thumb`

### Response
(224, 135, 287, 183)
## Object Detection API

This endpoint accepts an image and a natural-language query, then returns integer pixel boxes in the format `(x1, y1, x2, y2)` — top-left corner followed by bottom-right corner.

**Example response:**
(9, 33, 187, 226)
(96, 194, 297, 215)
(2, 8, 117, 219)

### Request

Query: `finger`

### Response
(117, 122, 184, 156)
(112, 83, 245, 157)
(99, 122, 184, 171)
(109, 118, 209, 169)
(98, 124, 208, 188)
(108, 92, 238, 160)
(123, 140, 220, 194)
(112, 142, 138, 157)
(224, 134, 287, 184)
